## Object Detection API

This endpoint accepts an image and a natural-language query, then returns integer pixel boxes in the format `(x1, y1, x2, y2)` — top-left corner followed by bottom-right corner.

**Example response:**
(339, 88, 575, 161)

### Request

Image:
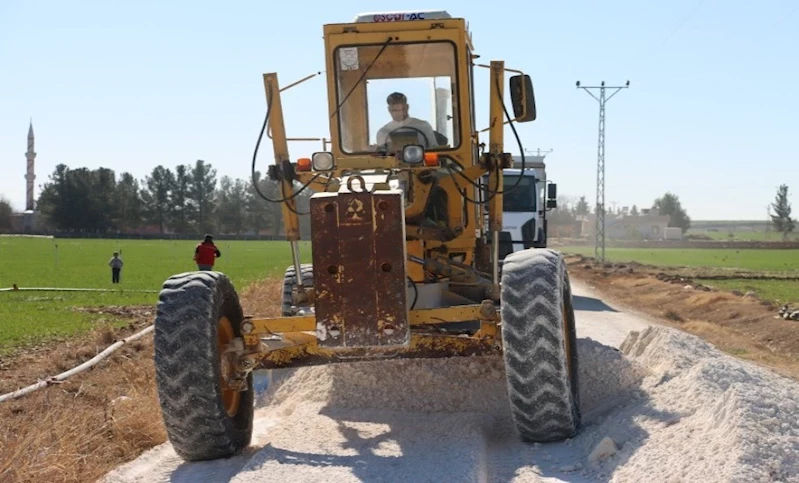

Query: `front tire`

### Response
(500, 248, 580, 442)
(153, 271, 254, 461)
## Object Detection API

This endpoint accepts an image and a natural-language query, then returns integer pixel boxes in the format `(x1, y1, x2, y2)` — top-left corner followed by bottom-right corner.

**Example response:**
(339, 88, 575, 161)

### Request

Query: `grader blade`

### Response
(310, 186, 410, 348)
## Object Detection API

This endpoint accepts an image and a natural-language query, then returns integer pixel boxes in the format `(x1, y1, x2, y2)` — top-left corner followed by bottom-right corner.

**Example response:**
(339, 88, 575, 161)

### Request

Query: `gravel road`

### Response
(102, 280, 799, 483)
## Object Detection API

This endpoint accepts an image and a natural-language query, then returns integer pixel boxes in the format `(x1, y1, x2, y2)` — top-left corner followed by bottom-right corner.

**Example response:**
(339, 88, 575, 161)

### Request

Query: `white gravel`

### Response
(103, 322, 799, 482)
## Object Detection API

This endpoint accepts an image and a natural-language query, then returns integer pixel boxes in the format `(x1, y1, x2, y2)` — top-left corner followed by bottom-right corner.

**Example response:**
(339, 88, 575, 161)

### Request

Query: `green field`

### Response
(559, 246, 799, 272)
(694, 278, 799, 305)
(0, 237, 310, 354)
(4, 238, 799, 354)
(686, 220, 799, 241)
(560, 245, 799, 305)
(688, 231, 799, 242)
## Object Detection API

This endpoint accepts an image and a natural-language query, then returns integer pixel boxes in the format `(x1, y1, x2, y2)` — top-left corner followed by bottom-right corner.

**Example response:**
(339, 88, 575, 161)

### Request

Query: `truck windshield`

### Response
(502, 175, 537, 212)
(333, 41, 460, 154)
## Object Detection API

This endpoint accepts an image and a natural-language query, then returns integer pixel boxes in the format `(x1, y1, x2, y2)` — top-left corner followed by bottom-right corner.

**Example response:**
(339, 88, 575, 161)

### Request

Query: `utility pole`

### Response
(576, 80, 630, 263)
(524, 148, 554, 157)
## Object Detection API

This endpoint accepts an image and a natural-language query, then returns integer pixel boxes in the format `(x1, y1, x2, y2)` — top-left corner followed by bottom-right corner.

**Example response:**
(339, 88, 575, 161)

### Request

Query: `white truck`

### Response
(482, 154, 557, 259)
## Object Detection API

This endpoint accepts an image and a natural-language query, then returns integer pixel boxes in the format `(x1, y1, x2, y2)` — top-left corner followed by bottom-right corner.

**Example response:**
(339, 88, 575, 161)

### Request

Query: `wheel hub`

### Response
(217, 316, 241, 417)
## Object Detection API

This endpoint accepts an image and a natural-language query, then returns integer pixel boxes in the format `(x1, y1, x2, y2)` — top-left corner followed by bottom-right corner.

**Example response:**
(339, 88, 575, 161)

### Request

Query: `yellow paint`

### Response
(252, 315, 316, 334)
(254, 15, 539, 360)
(262, 73, 301, 241)
(249, 305, 489, 338)
(217, 316, 241, 416)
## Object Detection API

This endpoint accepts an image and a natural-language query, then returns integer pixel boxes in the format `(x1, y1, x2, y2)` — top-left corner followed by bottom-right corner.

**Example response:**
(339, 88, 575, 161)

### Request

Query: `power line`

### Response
(575, 80, 631, 263)
(630, 0, 710, 69)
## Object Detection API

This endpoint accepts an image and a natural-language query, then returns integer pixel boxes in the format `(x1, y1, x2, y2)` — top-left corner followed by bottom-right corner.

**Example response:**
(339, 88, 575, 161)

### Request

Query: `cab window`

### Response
(334, 41, 460, 154)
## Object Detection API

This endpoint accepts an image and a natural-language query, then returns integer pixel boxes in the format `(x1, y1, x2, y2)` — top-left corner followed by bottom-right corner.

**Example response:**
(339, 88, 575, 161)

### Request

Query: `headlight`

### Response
(402, 145, 425, 164)
(312, 152, 334, 171)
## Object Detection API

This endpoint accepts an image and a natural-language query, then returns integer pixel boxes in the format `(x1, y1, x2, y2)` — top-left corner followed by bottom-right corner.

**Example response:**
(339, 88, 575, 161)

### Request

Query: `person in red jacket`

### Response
(194, 234, 221, 270)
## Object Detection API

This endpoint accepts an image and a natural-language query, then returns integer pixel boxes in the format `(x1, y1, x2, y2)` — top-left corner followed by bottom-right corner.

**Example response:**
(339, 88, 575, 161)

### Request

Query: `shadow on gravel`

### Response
(164, 451, 261, 483)
(573, 295, 619, 313)
(480, 337, 684, 483)
(235, 338, 680, 483)
(251, 409, 495, 481)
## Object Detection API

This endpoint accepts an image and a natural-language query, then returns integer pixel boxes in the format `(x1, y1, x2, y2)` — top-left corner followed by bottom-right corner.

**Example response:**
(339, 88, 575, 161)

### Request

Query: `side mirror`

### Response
(509, 74, 536, 122)
(547, 199, 557, 209)
(547, 183, 557, 200)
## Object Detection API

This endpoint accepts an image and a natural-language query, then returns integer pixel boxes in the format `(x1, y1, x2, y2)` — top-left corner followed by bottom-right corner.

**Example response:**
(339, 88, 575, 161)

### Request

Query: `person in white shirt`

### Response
(108, 251, 124, 284)
(373, 92, 439, 150)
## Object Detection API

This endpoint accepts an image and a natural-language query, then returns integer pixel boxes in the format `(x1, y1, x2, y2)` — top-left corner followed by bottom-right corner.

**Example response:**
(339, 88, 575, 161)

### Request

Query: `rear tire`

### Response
(500, 248, 580, 442)
(281, 264, 314, 315)
(153, 271, 254, 461)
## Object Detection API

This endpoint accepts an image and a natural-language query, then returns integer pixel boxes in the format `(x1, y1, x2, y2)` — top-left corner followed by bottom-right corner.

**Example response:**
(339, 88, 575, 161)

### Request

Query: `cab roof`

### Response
(352, 10, 453, 23)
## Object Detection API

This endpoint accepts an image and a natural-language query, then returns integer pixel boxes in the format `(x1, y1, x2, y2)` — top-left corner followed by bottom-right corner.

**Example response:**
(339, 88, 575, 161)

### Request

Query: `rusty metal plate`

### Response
(310, 188, 409, 349)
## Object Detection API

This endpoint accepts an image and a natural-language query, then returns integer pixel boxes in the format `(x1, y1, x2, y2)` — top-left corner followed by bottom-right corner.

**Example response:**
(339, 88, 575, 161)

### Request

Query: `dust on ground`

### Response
(103, 325, 799, 483)
(0, 278, 281, 483)
(564, 254, 799, 380)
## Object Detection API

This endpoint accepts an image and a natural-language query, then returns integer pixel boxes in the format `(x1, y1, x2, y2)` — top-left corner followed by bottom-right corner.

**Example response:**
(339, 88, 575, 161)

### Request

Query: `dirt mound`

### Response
(567, 259, 799, 380)
(255, 328, 798, 482)
(103, 338, 650, 482)
(260, 337, 646, 419)
(614, 326, 799, 482)
(103, 326, 799, 482)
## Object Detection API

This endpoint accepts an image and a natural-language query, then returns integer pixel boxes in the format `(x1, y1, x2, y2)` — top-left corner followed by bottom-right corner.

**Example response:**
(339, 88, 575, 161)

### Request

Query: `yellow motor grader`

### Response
(152, 10, 580, 462)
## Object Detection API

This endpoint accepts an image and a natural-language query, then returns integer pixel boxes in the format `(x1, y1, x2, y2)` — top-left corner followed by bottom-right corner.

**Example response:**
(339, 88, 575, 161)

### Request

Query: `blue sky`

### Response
(1, 0, 797, 220)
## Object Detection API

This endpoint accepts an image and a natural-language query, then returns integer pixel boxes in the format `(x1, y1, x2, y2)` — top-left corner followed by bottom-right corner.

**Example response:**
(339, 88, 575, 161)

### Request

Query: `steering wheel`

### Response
(376, 126, 433, 152)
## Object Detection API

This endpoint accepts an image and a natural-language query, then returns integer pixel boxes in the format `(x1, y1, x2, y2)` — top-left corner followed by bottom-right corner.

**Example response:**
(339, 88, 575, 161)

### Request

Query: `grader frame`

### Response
(152, 10, 580, 463)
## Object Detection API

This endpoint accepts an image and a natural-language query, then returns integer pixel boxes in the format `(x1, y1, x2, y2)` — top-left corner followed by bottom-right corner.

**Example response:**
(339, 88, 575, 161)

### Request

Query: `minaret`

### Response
(25, 120, 36, 211)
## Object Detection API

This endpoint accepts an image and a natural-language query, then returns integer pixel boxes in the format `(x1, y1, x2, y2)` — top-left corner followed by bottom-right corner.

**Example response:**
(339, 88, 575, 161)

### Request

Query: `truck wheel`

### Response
(500, 248, 580, 442)
(153, 271, 253, 461)
(281, 264, 314, 315)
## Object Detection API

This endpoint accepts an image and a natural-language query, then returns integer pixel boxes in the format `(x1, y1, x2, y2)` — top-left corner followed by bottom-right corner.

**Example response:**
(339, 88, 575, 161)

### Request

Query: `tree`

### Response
(246, 171, 275, 235)
(548, 195, 577, 226)
(169, 164, 194, 234)
(115, 172, 143, 231)
(141, 166, 175, 234)
(217, 176, 248, 234)
(554, 195, 576, 215)
(769, 184, 795, 240)
(630, 205, 639, 216)
(0, 196, 12, 230)
(37, 164, 119, 232)
(652, 192, 691, 233)
(37, 164, 71, 229)
(189, 159, 217, 234)
(89, 167, 118, 230)
(574, 196, 590, 217)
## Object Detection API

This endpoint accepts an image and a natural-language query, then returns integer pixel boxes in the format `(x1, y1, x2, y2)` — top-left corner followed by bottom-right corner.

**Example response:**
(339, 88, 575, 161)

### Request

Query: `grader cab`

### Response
(152, 10, 580, 462)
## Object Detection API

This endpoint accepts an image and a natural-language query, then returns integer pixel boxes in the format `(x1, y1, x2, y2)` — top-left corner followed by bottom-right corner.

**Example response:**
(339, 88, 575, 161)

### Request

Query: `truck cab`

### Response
(482, 155, 557, 258)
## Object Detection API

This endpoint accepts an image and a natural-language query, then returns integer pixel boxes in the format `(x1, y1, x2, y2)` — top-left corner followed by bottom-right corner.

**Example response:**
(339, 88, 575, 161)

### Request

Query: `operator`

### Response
(373, 92, 439, 150)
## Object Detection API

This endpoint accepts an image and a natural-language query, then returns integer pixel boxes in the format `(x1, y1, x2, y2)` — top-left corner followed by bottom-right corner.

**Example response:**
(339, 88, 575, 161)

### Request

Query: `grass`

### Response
(559, 245, 799, 272)
(695, 278, 799, 305)
(687, 230, 799, 241)
(560, 244, 799, 305)
(0, 237, 310, 354)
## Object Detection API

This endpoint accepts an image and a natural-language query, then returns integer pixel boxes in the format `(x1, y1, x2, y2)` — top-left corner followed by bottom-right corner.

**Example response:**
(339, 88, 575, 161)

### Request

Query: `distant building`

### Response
(25, 121, 36, 211)
(9, 211, 42, 233)
(664, 226, 683, 240)
(581, 213, 671, 240)
(9, 121, 44, 233)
